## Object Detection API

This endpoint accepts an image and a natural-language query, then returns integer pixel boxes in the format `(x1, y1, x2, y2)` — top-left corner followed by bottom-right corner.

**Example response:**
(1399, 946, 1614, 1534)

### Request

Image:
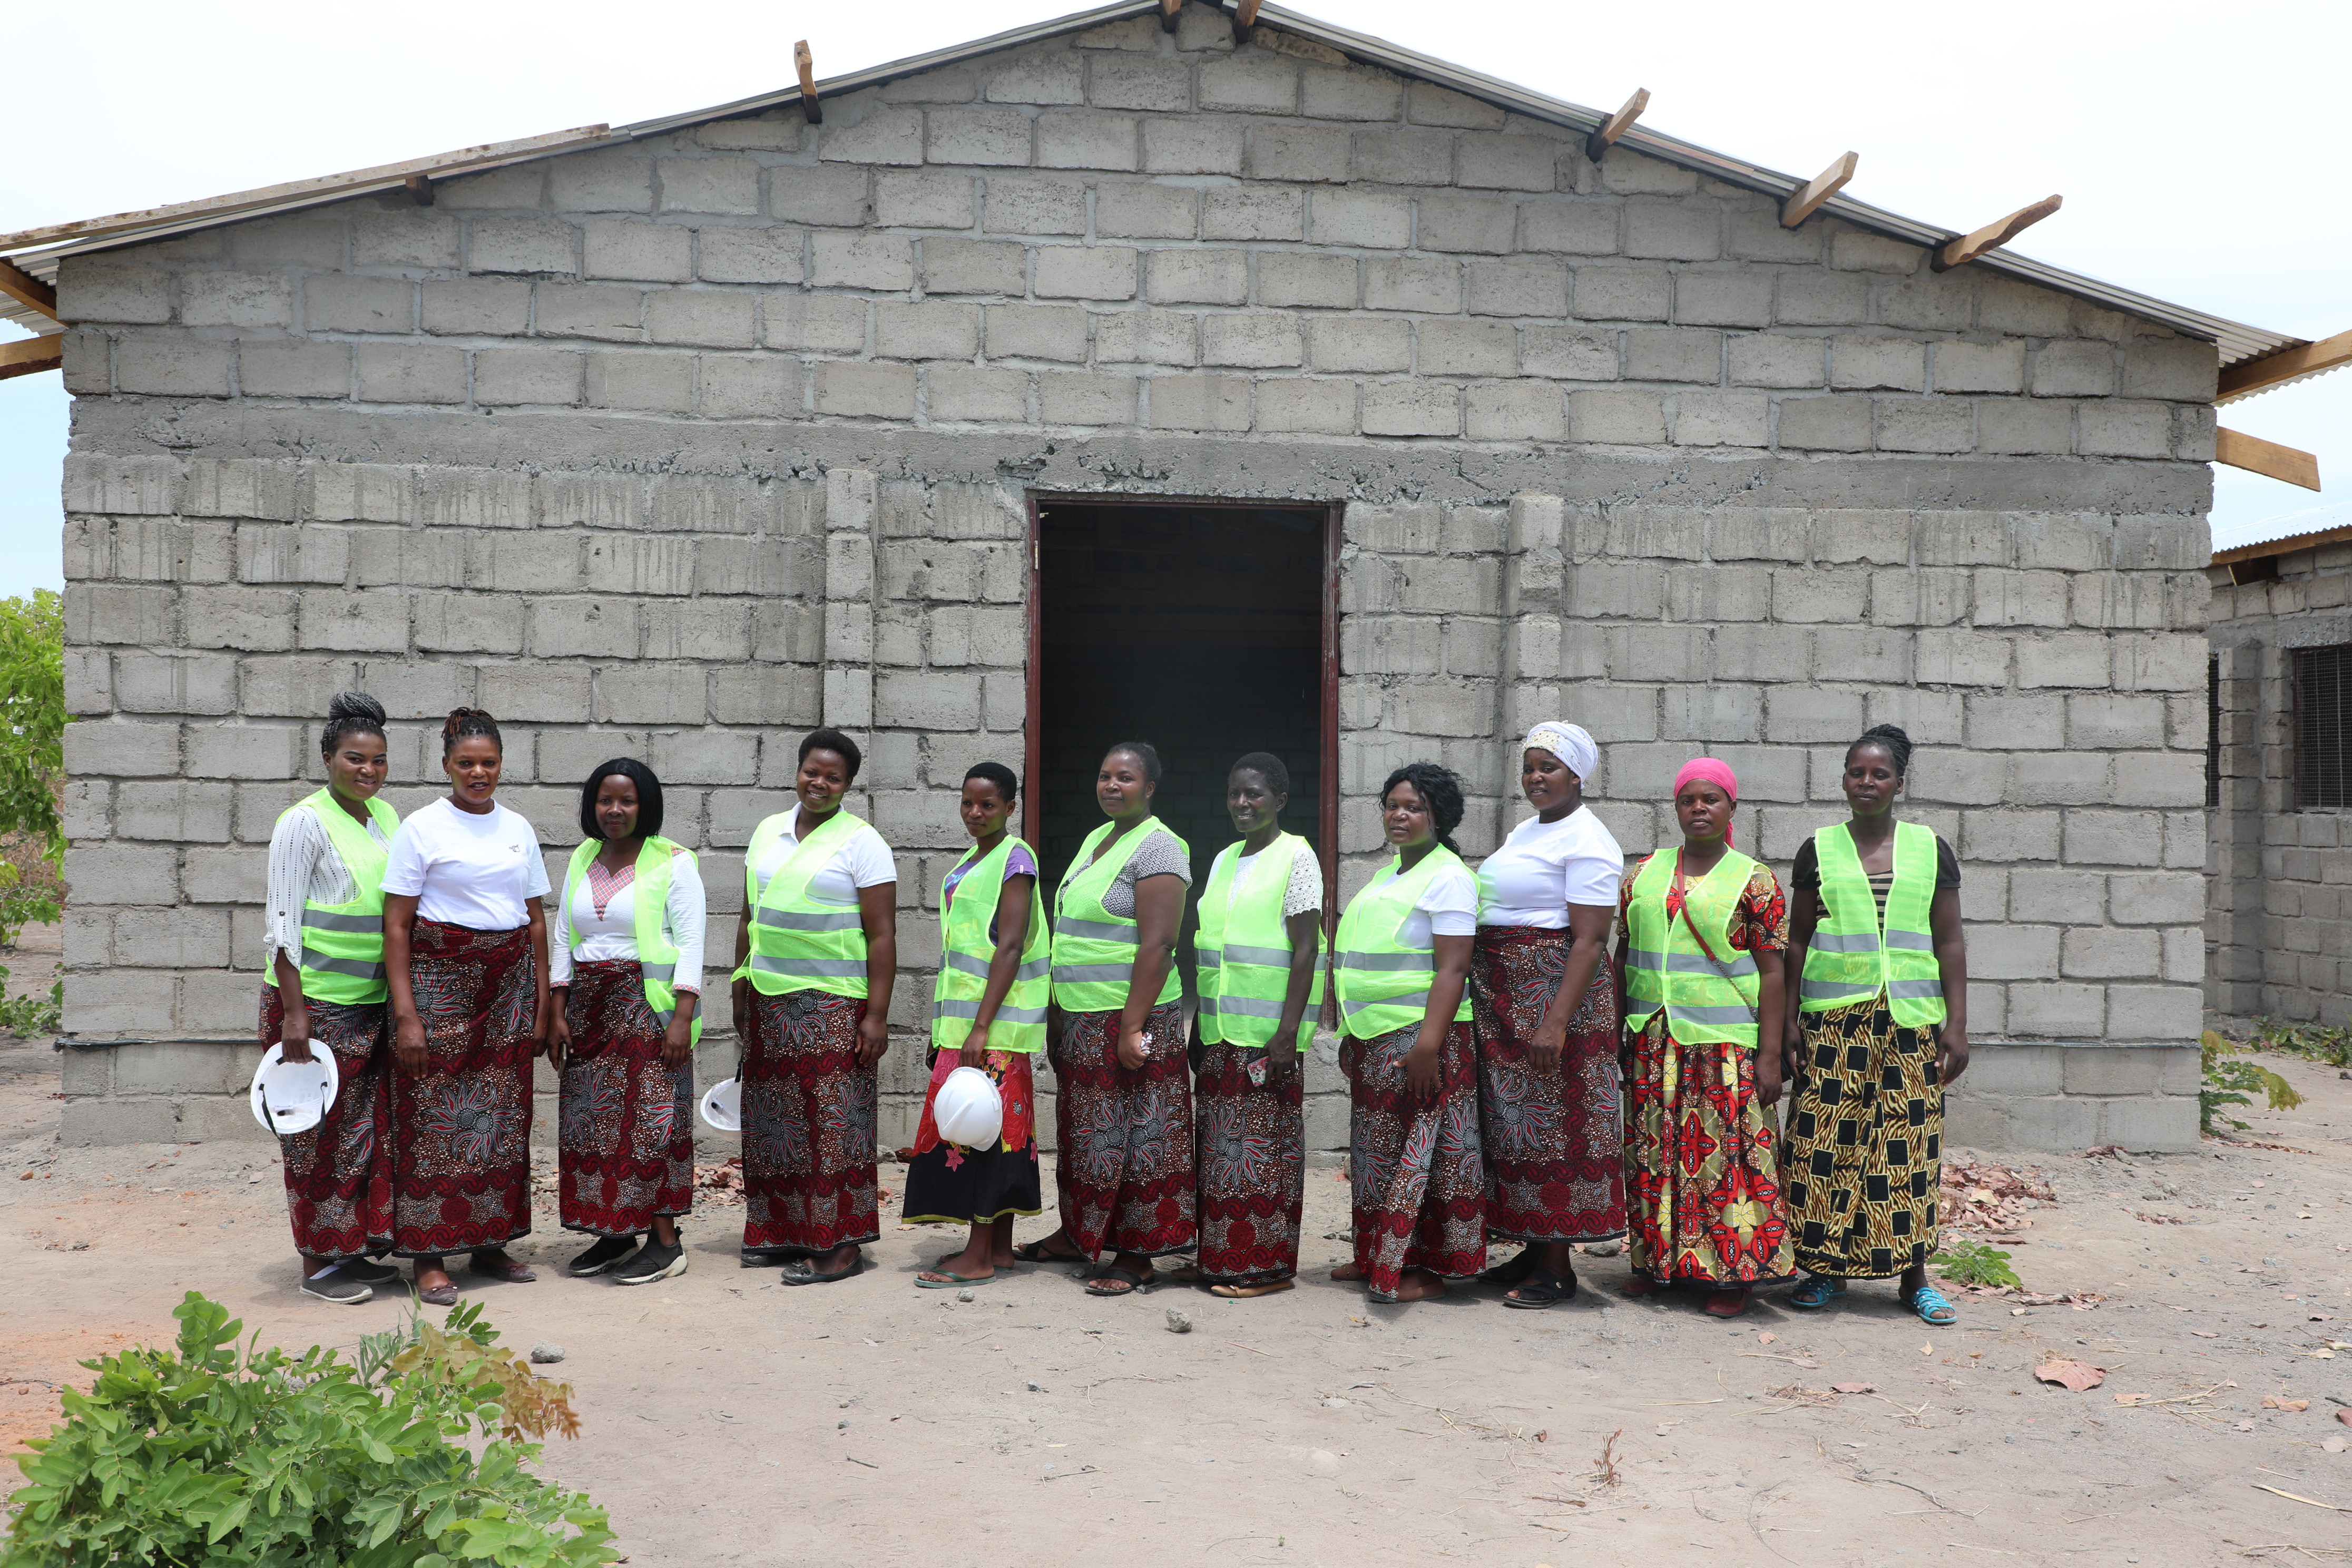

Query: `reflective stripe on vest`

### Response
(929, 835, 1051, 1054)
(737, 810, 874, 999)
(562, 835, 703, 1045)
(1050, 816, 1189, 1013)
(1798, 820, 1947, 1026)
(1331, 846, 1475, 1040)
(279, 788, 399, 1006)
(1622, 847, 1763, 1048)
(1197, 833, 1326, 1051)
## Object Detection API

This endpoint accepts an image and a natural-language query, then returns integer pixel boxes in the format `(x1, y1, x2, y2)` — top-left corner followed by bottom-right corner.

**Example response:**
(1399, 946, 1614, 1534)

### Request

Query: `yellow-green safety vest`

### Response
(931, 835, 1050, 1054)
(1051, 817, 1188, 1013)
(277, 788, 399, 1006)
(1332, 846, 1475, 1041)
(1799, 821, 1947, 1027)
(738, 810, 873, 999)
(562, 836, 703, 1044)
(1623, 848, 1763, 1048)
(1197, 832, 1327, 1051)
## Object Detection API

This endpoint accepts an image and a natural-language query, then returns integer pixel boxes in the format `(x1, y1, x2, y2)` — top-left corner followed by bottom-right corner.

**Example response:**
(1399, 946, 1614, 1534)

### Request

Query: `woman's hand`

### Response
(531, 997, 553, 1054)
(1117, 1023, 1150, 1071)
(855, 1008, 890, 1067)
(1529, 1015, 1567, 1074)
(278, 1005, 314, 1064)
(731, 979, 751, 1043)
(1753, 1044, 1783, 1109)
(545, 995, 571, 1070)
(959, 1023, 989, 1070)
(393, 1013, 428, 1076)
(661, 1015, 693, 1074)
(1937, 1024, 1969, 1087)
(1261, 1044, 1298, 1079)
(1404, 1035, 1442, 1100)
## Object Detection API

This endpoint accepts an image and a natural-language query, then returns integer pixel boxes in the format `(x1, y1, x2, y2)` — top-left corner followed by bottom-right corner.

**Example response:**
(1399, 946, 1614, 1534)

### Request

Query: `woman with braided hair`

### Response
(1331, 761, 1486, 1304)
(261, 692, 400, 1304)
(1781, 723, 1969, 1326)
(381, 708, 552, 1305)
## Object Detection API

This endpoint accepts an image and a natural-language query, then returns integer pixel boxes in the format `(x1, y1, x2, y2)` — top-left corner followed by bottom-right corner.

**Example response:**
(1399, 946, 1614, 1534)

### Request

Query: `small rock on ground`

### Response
(530, 1340, 565, 1364)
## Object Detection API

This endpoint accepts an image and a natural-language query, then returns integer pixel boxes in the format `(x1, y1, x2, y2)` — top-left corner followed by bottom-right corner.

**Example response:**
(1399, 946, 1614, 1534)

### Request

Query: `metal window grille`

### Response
(2292, 644, 2351, 808)
(2206, 654, 2221, 809)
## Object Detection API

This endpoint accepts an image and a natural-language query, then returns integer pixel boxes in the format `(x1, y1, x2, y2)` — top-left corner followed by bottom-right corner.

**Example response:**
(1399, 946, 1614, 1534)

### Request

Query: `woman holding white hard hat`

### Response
(905, 762, 1046, 1288)
(260, 692, 400, 1305)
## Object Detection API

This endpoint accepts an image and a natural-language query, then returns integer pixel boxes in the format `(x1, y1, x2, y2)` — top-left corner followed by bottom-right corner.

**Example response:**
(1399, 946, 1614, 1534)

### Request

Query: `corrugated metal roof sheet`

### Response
(2211, 499, 2352, 563)
(0, 0, 2307, 369)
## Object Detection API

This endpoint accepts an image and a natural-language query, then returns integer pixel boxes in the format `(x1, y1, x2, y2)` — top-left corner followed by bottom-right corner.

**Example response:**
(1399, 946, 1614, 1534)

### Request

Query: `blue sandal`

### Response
(1789, 1275, 1846, 1310)
(1904, 1282, 1958, 1326)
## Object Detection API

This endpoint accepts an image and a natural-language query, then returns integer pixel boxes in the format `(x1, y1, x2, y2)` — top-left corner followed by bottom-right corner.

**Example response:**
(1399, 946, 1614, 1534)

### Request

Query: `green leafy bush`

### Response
(0, 977, 60, 1039)
(0, 591, 66, 1037)
(2, 1292, 615, 1568)
(2200, 1030, 2305, 1134)
(1932, 1237, 2022, 1290)
(2246, 1016, 2352, 1070)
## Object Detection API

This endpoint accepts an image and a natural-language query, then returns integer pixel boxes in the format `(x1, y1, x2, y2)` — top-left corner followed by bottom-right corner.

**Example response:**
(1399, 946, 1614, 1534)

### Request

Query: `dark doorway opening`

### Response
(1026, 499, 1337, 922)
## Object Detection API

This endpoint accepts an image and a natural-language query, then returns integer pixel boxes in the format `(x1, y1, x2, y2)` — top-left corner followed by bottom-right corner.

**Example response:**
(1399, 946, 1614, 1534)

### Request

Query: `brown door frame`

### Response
(1021, 492, 1343, 895)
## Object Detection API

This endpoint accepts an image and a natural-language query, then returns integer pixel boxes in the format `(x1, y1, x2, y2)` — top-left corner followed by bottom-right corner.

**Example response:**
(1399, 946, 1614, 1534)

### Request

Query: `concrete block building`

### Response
(4, 0, 2328, 1153)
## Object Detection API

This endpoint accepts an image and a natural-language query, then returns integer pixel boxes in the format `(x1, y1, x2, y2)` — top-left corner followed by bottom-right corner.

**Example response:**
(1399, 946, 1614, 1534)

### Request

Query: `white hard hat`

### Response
(933, 1066, 1004, 1151)
(249, 1043, 341, 1136)
(700, 1076, 742, 1133)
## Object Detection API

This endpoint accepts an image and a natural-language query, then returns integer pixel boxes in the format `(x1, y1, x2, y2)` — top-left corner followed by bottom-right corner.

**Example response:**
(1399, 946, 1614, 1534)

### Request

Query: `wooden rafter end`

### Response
(1161, 0, 1182, 32)
(1584, 87, 1649, 162)
(795, 41, 822, 125)
(1230, 0, 1262, 43)
(2215, 427, 2321, 492)
(1780, 151, 1858, 229)
(0, 259, 58, 320)
(2217, 328, 2352, 404)
(1931, 194, 2061, 271)
(0, 335, 64, 381)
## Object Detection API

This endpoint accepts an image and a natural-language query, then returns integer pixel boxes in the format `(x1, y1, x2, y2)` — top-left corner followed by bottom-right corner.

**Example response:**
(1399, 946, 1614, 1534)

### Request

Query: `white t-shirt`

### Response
(1476, 807, 1627, 928)
(1363, 855, 1478, 948)
(381, 798, 550, 932)
(751, 811, 897, 906)
(548, 848, 708, 994)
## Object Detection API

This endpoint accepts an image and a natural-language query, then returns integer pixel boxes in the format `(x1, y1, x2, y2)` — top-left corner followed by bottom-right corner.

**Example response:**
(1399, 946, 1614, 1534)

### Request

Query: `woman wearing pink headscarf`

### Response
(1612, 758, 1795, 1318)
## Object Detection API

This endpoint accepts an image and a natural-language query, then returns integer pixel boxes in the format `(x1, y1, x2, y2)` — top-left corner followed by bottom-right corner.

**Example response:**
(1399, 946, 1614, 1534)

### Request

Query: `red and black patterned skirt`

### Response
(740, 988, 879, 1253)
(902, 1047, 1042, 1226)
(389, 919, 536, 1257)
(1343, 1021, 1486, 1298)
(1469, 925, 1626, 1245)
(558, 960, 694, 1238)
(1192, 1042, 1305, 1286)
(1049, 1002, 1195, 1259)
(260, 986, 393, 1260)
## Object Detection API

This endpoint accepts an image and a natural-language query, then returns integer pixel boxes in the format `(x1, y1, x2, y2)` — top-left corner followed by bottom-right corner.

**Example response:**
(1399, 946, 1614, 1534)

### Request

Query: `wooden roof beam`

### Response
(1230, 0, 1262, 44)
(1780, 151, 1858, 229)
(796, 41, 821, 124)
(0, 260, 57, 320)
(1930, 194, 2061, 271)
(0, 335, 63, 382)
(1161, 0, 1182, 32)
(2217, 328, 2352, 404)
(2216, 427, 2321, 492)
(1584, 88, 1649, 162)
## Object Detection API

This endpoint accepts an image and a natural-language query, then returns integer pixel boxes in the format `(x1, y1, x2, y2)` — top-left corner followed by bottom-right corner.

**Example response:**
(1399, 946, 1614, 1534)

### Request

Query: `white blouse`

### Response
(1476, 807, 1626, 928)
(750, 812, 897, 905)
(549, 849, 707, 994)
(262, 800, 393, 980)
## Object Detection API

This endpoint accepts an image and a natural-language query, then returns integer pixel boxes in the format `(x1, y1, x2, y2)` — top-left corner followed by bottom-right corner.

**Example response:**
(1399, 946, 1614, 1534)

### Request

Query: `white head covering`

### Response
(1522, 721, 1598, 782)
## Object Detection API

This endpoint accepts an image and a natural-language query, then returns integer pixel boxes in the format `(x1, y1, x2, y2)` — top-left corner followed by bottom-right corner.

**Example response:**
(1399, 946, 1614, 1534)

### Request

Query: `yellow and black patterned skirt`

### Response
(1779, 993, 1941, 1279)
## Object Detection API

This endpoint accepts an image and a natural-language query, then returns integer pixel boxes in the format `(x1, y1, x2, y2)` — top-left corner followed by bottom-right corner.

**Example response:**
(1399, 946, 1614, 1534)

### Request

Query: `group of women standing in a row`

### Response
(263, 693, 1969, 1326)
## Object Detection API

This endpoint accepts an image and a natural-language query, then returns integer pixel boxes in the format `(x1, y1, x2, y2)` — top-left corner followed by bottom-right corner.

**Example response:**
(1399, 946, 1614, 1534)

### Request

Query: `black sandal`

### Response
(1479, 1248, 1537, 1286)
(1013, 1237, 1088, 1265)
(1083, 1265, 1157, 1298)
(1503, 1266, 1577, 1309)
(779, 1254, 867, 1287)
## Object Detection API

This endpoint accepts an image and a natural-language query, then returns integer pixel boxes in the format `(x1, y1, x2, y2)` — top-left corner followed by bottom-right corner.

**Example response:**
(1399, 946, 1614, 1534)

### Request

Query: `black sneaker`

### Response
(339, 1257, 400, 1286)
(568, 1236, 640, 1277)
(614, 1239, 688, 1285)
(300, 1267, 374, 1305)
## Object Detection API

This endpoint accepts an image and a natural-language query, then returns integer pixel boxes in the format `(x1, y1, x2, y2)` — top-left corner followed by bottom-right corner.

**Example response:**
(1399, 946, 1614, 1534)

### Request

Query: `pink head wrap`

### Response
(1671, 758, 1740, 846)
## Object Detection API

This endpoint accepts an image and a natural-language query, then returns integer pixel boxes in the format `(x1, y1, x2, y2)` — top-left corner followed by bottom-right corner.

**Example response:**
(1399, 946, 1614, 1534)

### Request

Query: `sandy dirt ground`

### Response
(3, 958, 2349, 1567)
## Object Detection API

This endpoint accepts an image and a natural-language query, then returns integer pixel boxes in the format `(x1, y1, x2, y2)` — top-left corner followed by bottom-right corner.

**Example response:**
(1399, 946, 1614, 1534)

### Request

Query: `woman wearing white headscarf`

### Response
(1471, 722, 1627, 1308)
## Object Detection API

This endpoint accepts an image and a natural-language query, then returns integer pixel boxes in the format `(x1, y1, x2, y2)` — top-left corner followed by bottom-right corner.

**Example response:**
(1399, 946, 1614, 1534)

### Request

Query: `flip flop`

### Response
(1083, 1266, 1157, 1298)
(1503, 1266, 1577, 1309)
(780, 1255, 868, 1287)
(1013, 1238, 1089, 1265)
(916, 1269, 994, 1289)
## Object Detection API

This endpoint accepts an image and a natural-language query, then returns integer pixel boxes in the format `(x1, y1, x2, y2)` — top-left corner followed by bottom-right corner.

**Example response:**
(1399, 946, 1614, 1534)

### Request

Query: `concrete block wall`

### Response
(2205, 539, 2352, 1025)
(50, 2, 2218, 1149)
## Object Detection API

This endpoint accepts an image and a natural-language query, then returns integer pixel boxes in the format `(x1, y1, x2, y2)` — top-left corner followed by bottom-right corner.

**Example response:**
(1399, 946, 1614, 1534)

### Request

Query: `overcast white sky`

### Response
(3, 0, 2344, 599)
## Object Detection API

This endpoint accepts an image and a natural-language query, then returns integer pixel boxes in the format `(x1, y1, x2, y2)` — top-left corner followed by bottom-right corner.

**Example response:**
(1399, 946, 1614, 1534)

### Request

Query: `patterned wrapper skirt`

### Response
(1342, 1021, 1486, 1298)
(902, 1047, 1042, 1226)
(1621, 1014, 1795, 1287)
(1470, 926, 1626, 1245)
(1781, 993, 1944, 1279)
(1193, 1042, 1306, 1287)
(740, 988, 879, 1253)
(390, 919, 536, 1258)
(260, 986, 393, 1259)
(1050, 1001, 1195, 1259)
(557, 959, 694, 1239)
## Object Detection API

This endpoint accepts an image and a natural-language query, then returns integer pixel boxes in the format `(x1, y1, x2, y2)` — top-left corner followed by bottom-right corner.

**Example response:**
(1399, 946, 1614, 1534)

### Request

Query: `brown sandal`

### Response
(469, 1252, 538, 1284)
